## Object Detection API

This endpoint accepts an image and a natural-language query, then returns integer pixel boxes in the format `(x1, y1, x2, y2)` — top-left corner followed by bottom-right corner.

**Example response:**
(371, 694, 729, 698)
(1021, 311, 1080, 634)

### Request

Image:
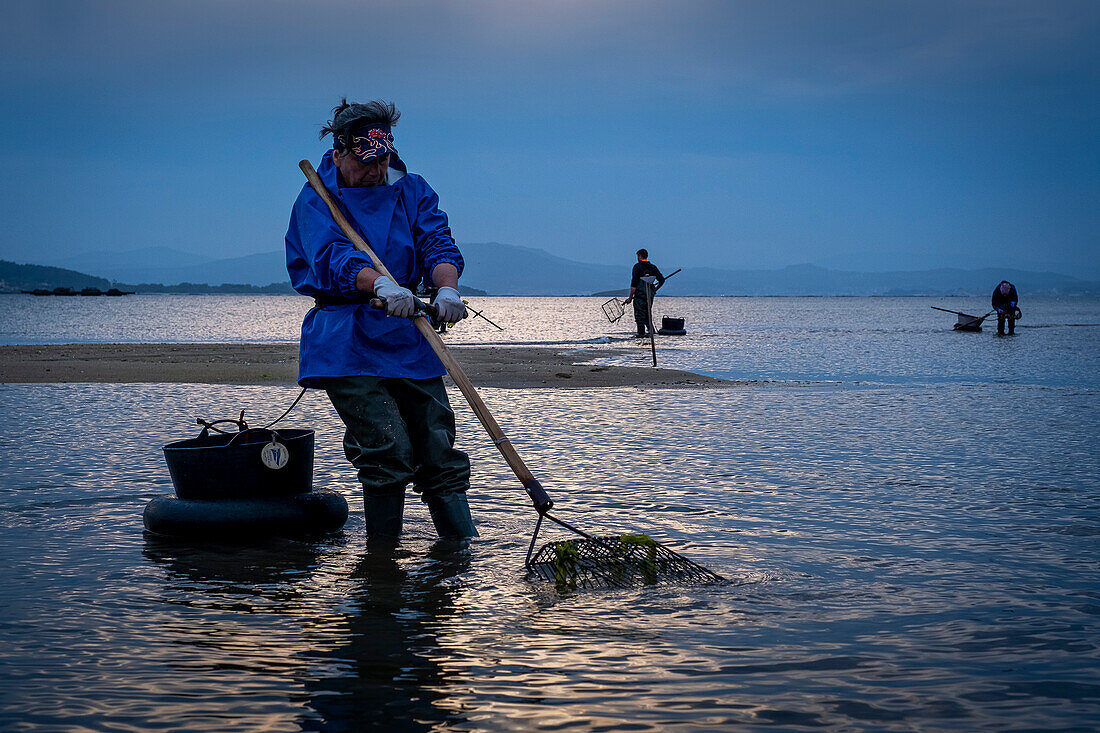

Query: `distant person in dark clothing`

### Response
(623, 249, 665, 337)
(992, 280, 1020, 335)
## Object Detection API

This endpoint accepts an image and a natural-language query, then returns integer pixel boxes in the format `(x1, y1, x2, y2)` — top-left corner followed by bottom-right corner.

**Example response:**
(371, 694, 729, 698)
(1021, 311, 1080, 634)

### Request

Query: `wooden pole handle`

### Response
(298, 160, 552, 513)
(646, 284, 657, 366)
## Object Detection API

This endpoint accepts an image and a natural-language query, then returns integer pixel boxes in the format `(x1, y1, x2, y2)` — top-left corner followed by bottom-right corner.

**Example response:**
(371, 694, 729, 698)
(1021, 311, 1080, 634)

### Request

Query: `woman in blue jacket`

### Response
(285, 99, 475, 542)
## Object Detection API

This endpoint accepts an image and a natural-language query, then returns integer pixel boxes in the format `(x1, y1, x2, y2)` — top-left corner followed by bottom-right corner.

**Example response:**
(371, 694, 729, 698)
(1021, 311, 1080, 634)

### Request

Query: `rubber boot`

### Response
(364, 491, 405, 542)
(425, 493, 478, 540)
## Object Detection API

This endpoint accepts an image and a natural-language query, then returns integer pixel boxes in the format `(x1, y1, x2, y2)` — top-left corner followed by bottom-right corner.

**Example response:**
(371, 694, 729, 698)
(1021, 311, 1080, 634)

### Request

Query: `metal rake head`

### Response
(601, 298, 625, 323)
(526, 534, 724, 590)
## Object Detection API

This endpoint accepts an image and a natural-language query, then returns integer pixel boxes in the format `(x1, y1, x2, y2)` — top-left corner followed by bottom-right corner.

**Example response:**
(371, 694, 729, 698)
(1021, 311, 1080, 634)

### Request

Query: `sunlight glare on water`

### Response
(1, 378, 1098, 730)
(2, 294, 1097, 388)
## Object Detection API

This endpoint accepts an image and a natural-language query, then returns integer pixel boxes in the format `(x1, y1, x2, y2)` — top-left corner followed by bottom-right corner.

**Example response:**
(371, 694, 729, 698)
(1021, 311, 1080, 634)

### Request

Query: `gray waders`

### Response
(324, 375, 477, 542)
(633, 277, 656, 337)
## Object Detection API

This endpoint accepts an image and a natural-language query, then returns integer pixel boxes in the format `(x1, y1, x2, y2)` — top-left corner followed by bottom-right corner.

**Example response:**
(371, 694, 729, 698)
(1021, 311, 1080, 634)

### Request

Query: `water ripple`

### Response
(0, 381, 1098, 730)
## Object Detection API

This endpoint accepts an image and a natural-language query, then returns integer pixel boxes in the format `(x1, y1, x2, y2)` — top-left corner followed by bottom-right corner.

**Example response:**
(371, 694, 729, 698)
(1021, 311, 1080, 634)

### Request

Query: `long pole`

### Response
(643, 268, 679, 366)
(298, 160, 552, 514)
(646, 281, 657, 366)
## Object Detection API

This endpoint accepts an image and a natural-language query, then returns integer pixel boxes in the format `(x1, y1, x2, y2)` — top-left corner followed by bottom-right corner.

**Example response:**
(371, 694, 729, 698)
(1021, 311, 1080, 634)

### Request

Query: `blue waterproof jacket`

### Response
(285, 151, 463, 387)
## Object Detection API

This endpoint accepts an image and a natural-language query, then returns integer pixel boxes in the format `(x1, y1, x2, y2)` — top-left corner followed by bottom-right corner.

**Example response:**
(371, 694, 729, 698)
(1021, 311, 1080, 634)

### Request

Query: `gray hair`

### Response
(320, 98, 401, 149)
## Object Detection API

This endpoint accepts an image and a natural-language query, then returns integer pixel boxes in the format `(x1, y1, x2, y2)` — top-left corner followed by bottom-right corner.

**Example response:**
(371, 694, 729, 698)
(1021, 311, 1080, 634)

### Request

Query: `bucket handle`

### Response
(196, 411, 248, 438)
(225, 427, 282, 447)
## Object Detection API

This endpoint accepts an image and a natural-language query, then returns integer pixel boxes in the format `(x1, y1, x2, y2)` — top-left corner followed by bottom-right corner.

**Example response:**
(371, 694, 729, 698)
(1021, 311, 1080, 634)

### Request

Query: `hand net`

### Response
(601, 298, 625, 323)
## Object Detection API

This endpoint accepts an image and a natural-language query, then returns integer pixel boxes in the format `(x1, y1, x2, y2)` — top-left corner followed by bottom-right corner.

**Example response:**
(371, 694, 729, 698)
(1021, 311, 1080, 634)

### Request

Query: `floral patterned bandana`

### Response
(335, 123, 397, 163)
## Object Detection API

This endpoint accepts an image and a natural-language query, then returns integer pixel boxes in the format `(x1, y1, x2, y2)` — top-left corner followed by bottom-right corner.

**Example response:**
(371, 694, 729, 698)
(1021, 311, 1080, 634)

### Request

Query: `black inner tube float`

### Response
(144, 418, 347, 539)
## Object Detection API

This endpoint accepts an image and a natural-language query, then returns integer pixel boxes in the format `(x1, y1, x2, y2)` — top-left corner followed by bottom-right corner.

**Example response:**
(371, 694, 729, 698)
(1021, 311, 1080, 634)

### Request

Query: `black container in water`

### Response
(163, 428, 315, 500)
(659, 316, 686, 335)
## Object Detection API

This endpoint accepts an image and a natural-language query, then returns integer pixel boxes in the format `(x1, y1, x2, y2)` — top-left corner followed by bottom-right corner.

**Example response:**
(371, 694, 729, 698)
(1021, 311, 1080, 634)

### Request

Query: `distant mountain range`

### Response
(448, 244, 1100, 297)
(35, 247, 287, 290)
(5, 243, 1099, 296)
(0, 260, 110, 292)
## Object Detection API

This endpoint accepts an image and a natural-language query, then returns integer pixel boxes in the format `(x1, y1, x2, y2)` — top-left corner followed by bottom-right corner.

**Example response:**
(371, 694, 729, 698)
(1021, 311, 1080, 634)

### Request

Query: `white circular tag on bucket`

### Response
(261, 441, 290, 470)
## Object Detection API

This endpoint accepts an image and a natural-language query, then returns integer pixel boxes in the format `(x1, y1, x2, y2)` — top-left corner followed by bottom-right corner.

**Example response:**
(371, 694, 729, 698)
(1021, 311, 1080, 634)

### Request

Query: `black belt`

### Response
(312, 295, 374, 308)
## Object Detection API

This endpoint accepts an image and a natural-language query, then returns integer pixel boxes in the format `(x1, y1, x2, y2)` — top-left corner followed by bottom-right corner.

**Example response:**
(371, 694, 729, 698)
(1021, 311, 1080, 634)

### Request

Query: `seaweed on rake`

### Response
(528, 532, 724, 590)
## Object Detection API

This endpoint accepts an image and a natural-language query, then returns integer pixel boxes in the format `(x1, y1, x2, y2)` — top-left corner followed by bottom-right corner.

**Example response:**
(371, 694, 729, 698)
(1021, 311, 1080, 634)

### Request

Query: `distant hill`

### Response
(811, 249, 1094, 280)
(460, 242, 621, 295)
(17, 242, 616, 292)
(456, 246, 1100, 297)
(22, 242, 609, 293)
(0, 260, 110, 293)
(0, 258, 490, 296)
(106, 251, 290, 288)
(8, 244, 1100, 296)
(110, 281, 297, 295)
(649, 264, 1100, 297)
(37, 246, 215, 278)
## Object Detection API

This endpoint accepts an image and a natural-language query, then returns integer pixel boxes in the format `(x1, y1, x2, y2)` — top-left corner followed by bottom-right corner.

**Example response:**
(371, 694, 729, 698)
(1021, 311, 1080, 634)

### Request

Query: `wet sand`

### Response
(0, 343, 733, 388)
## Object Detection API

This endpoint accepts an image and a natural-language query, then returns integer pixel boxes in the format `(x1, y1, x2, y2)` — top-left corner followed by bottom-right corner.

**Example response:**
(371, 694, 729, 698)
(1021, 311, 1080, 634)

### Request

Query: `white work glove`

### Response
(372, 276, 416, 318)
(432, 286, 468, 323)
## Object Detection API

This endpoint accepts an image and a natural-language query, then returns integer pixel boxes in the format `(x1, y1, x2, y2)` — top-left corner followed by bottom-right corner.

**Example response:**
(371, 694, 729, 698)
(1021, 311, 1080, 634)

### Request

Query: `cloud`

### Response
(5, 0, 1097, 101)
(1, 1, 1096, 273)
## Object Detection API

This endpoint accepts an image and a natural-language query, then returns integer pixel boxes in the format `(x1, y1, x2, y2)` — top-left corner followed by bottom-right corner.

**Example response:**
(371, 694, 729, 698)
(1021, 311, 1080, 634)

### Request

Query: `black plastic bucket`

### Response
(163, 427, 315, 500)
(659, 316, 686, 335)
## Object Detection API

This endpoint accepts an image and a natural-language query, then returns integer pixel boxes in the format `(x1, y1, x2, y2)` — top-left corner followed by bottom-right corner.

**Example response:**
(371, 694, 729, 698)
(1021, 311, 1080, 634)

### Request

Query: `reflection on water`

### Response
(1, 379, 1099, 730)
(0, 293, 313, 344)
(302, 543, 473, 731)
(3, 295, 1098, 387)
(141, 535, 475, 730)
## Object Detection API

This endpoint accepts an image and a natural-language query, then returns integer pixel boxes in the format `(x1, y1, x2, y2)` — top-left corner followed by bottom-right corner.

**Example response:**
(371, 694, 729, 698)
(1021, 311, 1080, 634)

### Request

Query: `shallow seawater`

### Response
(3, 294, 1098, 389)
(2, 381, 1098, 730)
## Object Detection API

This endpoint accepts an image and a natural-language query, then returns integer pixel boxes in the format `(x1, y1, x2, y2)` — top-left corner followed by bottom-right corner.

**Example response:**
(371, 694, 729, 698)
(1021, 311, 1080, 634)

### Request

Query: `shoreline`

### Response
(0, 343, 737, 389)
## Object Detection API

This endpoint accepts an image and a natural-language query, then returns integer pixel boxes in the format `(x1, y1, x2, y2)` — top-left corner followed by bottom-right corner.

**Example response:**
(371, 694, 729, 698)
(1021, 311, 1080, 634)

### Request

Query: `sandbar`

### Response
(0, 343, 734, 389)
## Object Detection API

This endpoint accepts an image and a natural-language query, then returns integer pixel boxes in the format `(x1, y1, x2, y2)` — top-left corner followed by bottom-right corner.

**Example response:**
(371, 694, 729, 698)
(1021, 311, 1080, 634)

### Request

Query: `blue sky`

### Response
(2, 0, 1098, 278)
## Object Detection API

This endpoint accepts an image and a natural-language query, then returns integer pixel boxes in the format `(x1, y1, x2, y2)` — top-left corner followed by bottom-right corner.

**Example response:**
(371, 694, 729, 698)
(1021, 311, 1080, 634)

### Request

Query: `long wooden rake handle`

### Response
(646, 284, 657, 366)
(299, 160, 553, 514)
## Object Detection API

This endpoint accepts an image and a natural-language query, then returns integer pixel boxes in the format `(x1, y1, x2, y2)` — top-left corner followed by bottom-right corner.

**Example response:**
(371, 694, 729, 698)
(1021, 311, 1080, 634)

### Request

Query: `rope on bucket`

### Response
(193, 387, 309, 442)
(263, 387, 308, 429)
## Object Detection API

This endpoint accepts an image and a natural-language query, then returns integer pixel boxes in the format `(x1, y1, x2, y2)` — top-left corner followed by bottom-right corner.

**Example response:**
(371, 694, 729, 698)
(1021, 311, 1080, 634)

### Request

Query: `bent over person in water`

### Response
(285, 98, 475, 542)
(992, 280, 1020, 336)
